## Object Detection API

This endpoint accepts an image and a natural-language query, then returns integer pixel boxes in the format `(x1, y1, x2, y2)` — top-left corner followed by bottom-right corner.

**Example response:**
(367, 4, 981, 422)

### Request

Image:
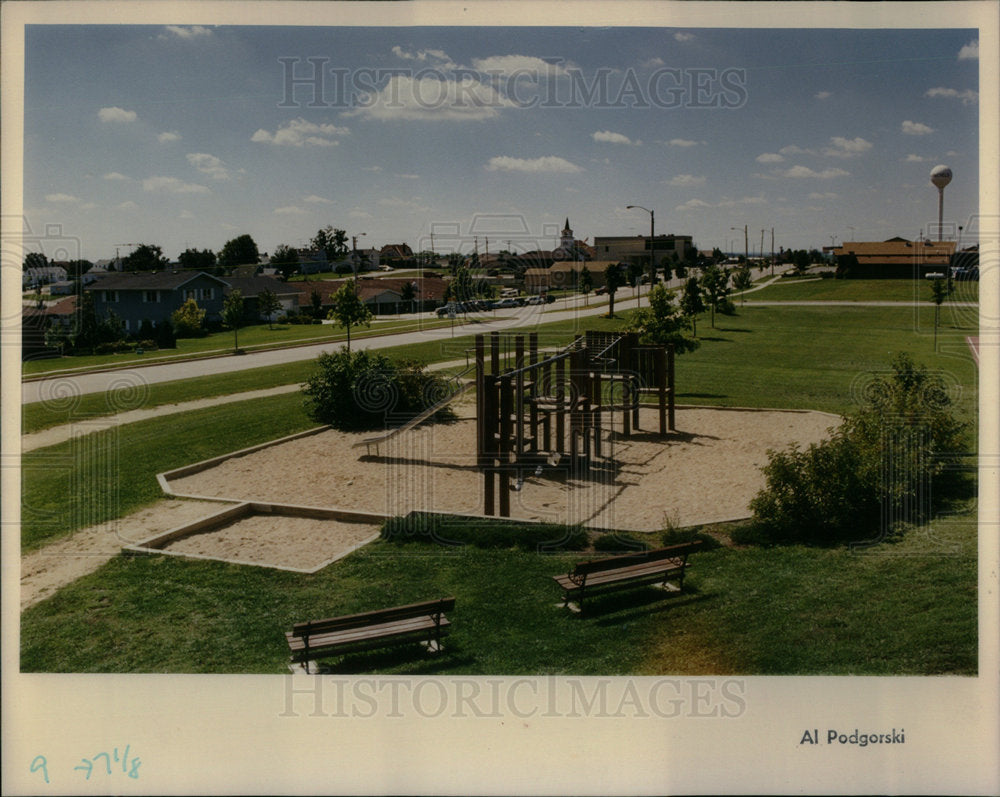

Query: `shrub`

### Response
(302, 348, 457, 431)
(748, 354, 968, 546)
(136, 339, 158, 351)
(380, 512, 589, 552)
(716, 297, 737, 316)
(155, 318, 177, 349)
(171, 298, 207, 337)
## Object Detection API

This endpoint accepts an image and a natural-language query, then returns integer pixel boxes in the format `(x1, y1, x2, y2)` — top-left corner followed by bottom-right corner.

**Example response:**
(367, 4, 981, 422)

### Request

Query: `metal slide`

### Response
(353, 380, 475, 456)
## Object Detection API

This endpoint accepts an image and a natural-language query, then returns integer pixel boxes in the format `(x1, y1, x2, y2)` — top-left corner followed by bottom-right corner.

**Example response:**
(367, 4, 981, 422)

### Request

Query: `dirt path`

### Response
(20, 498, 227, 610)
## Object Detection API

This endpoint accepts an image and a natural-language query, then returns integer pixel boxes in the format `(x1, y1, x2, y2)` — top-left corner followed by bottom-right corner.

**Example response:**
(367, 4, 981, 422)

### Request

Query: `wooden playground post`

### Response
(482, 373, 496, 515)
(529, 333, 539, 452)
(515, 335, 525, 456)
(475, 334, 485, 462)
(490, 331, 500, 376)
(499, 374, 513, 516)
(667, 343, 676, 431)
(556, 354, 566, 453)
(654, 346, 667, 435)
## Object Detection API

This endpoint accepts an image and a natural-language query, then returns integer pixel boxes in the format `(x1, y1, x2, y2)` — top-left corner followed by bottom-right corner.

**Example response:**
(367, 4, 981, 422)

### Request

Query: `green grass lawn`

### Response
(20, 511, 976, 674)
(747, 277, 980, 303)
(22, 317, 456, 377)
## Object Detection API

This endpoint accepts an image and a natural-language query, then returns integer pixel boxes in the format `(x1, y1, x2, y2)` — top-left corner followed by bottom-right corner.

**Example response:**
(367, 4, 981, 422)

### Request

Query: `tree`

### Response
(178, 248, 216, 271)
(171, 297, 207, 337)
(270, 244, 299, 280)
(222, 289, 245, 351)
(699, 264, 730, 328)
(310, 289, 324, 319)
(627, 261, 644, 302)
(327, 280, 372, 350)
(71, 291, 101, 353)
(23, 252, 49, 271)
(792, 249, 810, 275)
(155, 318, 177, 349)
(123, 244, 168, 272)
(603, 264, 625, 317)
(679, 276, 706, 337)
(218, 234, 260, 268)
(64, 260, 93, 281)
(579, 265, 594, 305)
(711, 247, 726, 264)
(257, 287, 281, 329)
(626, 284, 699, 354)
(732, 266, 753, 306)
(400, 280, 417, 313)
(312, 226, 348, 261)
(450, 266, 474, 307)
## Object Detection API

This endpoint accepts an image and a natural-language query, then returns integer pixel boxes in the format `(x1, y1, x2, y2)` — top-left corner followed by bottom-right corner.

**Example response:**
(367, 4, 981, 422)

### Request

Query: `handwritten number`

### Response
(128, 757, 142, 779)
(74, 759, 93, 780)
(93, 752, 111, 775)
(30, 756, 49, 784)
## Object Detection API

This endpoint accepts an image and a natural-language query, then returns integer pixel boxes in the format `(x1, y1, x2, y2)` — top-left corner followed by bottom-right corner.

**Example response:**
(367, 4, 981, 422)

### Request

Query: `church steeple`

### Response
(563, 217, 571, 234)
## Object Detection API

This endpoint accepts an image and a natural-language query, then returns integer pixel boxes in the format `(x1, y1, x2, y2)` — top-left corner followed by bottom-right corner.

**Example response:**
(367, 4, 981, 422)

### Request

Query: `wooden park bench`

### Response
(286, 597, 455, 673)
(552, 541, 702, 613)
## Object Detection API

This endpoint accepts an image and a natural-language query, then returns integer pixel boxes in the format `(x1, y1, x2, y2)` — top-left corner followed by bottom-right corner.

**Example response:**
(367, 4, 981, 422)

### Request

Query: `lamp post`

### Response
(730, 225, 748, 267)
(626, 204, 654, 301)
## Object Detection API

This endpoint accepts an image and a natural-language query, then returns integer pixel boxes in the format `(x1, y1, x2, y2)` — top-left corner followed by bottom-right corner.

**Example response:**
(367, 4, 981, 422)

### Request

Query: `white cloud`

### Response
(778, 165, 849, 179)
(161, 25, 213, 40)
(667, 138, 700, 147)
(815, 91, 832, 100)
(823, 136, 873, 157)
(361, 165, 383, 172)
(186, 152, 231, 180)
(252, 118, 350, 146)
(345, 75, 517, 122)
(102, 172, 129, 181)
(45, 193, 79, 203)
(80, 202, 98, 210)
(808, 191, 838, 200)
(675, 198, 711, 212)
(472, 54, 568, 77)
(180, 210, 195, 219)
(667, 174, 706, 187)
(592, 130, 638, 145)
(392, 46, 457, 70)
(485, 156, 582, 174)
(117, 201, 138, 211)
(958, 40, 978, 60)
(674, 32, 695, 42)
(303, 194, 334, 204)
(98, 106, 137, 123)
(142, 176, 210, 194)
(642, 57, 665, 68)
(395, 173, 421, 179)
(378, 196, 430, 212)
(901, 120, 934, 135)
(274, 206, 307, 215)
(779, 144, 814, 156)
(925, 87, 978, 105)
(756, 153, 784, 163)
(349, 208, 372, 219)
(158, 131, 181, 143)
(905, 154, 926, 162)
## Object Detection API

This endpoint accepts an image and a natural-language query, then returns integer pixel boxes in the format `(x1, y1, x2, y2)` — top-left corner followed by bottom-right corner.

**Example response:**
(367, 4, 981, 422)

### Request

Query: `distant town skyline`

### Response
(22, 24, 981, 262)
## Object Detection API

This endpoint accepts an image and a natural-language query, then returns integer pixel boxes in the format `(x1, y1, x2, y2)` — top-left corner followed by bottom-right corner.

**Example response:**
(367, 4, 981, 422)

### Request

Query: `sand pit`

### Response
(166, 403, 838, 533)
(158, 512, 379, 571)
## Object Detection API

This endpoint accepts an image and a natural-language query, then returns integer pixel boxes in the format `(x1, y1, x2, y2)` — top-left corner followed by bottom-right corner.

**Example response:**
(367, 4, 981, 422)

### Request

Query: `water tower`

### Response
(930, 165, 952, 242)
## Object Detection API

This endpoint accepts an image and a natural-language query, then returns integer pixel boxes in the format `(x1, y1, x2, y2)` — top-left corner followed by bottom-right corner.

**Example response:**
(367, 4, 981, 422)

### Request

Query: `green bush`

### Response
(302, 348, 457, 431)
(748, 353, 968, 545)
(380, 512, 589, 552)
(171, 298, 207, 337)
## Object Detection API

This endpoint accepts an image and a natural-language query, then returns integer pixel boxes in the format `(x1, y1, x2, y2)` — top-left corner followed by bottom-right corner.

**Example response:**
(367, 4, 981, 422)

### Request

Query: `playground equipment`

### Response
(475, 331, 674, 517)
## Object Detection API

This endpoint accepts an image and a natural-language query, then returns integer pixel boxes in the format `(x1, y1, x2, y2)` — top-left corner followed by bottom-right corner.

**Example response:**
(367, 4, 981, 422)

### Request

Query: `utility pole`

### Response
(770, 227, 774, 276)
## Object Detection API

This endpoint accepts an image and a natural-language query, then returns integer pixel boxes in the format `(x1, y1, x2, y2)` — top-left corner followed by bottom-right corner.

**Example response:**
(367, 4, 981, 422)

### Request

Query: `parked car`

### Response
(594, 286, 607, 295)
(526, 295, 545, 305)
(495, 297, 519, 309)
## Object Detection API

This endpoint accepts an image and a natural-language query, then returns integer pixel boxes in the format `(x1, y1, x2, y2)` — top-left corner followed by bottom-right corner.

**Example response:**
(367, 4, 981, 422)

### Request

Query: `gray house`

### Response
(86, 270, 229, 334)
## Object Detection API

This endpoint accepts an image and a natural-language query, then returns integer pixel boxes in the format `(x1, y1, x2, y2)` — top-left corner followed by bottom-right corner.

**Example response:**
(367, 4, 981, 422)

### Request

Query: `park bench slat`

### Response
(552, 542, 701, 613)
(287, 597, 455, 672)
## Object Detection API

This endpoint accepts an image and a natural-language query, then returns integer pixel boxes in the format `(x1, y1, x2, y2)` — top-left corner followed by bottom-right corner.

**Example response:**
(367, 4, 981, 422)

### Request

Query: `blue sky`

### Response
(23, 25, 981, 261)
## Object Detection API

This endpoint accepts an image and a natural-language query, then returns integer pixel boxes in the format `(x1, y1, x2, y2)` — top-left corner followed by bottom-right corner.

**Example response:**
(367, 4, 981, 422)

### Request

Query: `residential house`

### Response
(22, 265, 68, 290)
(224, 275, 300, 322)
(85, 270, 229, 334)
(21, 295, 77, 360)
(592, 234, 694, 267)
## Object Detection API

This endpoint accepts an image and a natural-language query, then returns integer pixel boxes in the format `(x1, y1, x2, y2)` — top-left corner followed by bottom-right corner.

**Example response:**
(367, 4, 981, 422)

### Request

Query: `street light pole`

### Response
(627, 204, 654, 303)
(351, 232, 366, 295)
(731, 225, 748, 267)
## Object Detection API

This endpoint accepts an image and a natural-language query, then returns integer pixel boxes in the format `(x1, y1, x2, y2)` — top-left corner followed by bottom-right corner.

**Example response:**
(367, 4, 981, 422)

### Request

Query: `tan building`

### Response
(592, 234, 693, 266)
(524, 260, 625, 293)
(833, 238, 956, 278)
